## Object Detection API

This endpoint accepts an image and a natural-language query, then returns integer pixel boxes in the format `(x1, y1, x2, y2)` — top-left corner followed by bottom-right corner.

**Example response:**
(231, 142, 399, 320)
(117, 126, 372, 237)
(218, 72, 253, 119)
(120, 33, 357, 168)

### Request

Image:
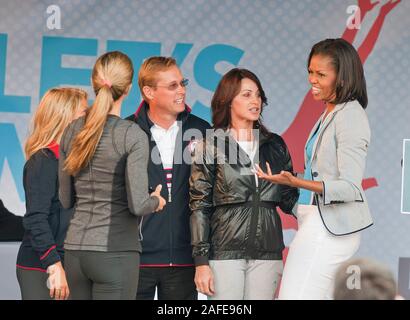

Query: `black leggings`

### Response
(16, 268, 50, 300)
(64, 250, 139, 300)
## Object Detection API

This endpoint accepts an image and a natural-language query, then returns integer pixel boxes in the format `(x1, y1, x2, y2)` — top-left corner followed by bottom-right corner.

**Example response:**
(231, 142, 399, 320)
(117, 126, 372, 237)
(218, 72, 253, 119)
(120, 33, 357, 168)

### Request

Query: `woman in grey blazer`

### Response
(255, 38, 373, 299)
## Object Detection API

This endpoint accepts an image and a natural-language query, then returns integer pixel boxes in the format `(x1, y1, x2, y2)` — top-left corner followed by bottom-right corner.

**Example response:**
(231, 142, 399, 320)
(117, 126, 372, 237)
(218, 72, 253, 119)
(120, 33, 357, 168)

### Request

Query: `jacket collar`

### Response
(47, 141, 59, 159)
(133, 100, 192, 135)
(306, 101, 351, 164)
(213, 128, 271, 144)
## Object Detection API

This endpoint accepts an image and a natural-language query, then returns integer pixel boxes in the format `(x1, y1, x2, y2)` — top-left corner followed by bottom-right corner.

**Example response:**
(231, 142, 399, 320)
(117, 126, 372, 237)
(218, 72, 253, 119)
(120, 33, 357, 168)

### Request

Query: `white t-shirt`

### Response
(150, 121, 179, 202)
(237, 139, 259, 187)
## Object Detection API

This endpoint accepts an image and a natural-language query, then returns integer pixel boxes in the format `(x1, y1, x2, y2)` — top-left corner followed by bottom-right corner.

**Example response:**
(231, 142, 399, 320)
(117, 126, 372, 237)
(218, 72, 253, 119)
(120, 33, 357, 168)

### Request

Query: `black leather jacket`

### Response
(189, 130, 299, 265)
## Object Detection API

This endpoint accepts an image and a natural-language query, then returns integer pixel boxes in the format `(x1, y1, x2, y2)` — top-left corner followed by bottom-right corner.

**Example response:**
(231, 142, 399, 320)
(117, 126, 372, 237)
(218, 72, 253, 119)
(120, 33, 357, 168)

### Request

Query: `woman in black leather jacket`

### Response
(189, 68, 299, 300)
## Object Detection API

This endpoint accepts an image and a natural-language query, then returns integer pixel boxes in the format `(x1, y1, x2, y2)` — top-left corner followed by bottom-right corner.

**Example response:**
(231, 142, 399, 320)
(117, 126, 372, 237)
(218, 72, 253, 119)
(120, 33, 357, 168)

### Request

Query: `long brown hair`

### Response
(64, 51, 133, 175)
(25, 87, 87, 159)
(308, 38, 368, 109)
(211, 68, 272, 137)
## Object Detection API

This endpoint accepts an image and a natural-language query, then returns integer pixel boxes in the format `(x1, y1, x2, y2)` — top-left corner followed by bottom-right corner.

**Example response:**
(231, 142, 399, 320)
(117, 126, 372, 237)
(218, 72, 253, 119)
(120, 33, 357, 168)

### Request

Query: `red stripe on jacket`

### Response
(40, 245, 57, 260)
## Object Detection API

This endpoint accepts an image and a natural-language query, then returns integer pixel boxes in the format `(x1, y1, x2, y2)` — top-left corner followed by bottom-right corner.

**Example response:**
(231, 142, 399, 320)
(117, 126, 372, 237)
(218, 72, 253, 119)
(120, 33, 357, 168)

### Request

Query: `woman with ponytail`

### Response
(16, 87, 88, 300)
(59, 51, 166, 300)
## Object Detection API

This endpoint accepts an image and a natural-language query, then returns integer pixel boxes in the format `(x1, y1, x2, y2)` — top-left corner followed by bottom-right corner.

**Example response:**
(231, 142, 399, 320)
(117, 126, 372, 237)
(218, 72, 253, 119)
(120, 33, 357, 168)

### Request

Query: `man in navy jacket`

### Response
(126, 56, 210, 299)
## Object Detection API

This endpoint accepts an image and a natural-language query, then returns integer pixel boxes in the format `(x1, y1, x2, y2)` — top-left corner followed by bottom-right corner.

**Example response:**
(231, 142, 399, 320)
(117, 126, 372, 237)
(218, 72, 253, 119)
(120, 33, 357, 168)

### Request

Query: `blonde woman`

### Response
(59, 51, 166, 300)
(16, 87, 88, 300)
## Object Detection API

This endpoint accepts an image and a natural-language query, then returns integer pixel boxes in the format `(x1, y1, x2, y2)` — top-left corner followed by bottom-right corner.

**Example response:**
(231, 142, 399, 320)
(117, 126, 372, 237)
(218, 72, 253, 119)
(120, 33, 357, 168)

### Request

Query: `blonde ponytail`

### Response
(64, 51, 134, 176)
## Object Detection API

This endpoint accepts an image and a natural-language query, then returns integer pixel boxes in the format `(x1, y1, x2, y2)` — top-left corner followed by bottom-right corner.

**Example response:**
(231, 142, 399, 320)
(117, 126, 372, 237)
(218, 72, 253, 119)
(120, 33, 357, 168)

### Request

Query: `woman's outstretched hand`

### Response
(254, 162, 296, 187)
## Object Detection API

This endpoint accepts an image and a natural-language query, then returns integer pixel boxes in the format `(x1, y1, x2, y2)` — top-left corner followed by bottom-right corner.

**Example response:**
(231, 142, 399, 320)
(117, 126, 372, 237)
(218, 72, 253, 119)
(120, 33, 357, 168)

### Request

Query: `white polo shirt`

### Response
(150, 121, 179, 202)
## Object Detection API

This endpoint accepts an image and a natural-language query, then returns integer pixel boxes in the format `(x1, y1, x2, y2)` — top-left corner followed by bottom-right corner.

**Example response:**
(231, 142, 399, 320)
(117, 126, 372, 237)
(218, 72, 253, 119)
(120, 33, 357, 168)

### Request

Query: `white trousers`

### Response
(278, 204, 361, 300)
(209, 259, 283, 300)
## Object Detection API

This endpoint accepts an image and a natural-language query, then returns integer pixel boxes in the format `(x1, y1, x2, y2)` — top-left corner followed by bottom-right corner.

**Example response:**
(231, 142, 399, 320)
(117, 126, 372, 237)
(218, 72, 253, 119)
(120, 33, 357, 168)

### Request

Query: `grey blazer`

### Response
(299, 100, 373, 235)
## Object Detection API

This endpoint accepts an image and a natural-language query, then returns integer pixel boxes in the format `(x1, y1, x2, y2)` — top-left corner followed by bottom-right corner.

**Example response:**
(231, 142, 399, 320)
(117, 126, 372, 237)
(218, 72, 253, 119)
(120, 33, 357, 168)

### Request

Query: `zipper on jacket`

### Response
(245, 186, 260, 258)
(168, 187, 173, 265)
(169, 194, 173, 266)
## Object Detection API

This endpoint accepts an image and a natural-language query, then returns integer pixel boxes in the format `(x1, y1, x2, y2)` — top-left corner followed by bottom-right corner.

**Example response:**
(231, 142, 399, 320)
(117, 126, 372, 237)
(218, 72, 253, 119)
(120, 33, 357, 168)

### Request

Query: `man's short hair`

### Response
(333, 257, 397, 300)
(138, 56, 177, 101)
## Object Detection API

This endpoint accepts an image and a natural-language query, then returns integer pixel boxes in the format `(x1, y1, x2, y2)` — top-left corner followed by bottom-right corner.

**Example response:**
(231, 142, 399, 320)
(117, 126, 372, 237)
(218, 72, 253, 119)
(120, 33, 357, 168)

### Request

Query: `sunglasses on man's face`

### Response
(154, 78, 189, 91)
